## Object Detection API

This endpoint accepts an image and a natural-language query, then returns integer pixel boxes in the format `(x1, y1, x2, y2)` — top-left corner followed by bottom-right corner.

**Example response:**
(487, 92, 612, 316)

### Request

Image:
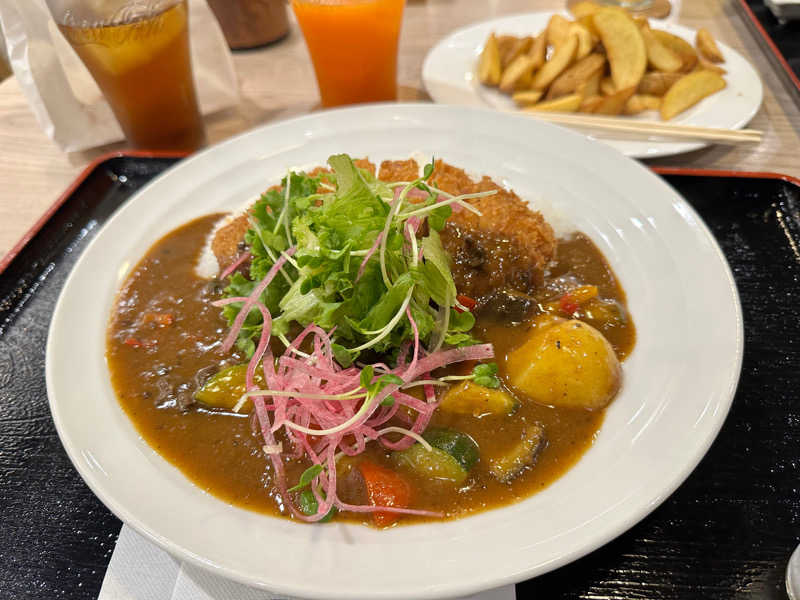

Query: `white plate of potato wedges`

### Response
(422, 6, 763, 158)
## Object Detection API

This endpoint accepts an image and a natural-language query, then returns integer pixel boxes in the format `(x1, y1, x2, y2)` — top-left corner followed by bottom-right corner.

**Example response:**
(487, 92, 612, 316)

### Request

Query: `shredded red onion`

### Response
(219, 250, 252, 280)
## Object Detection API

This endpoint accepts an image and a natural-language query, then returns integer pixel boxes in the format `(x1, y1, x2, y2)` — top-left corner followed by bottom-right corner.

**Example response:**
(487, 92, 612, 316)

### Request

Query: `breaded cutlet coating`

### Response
(431, 161, 557, 302)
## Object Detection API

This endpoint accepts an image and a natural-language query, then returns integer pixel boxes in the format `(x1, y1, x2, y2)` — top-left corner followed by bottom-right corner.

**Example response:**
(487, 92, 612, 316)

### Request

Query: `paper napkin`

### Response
(98, 525, 516, 600)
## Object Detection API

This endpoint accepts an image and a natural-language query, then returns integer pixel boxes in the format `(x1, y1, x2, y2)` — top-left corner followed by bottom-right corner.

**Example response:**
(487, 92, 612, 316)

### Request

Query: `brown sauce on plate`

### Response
(107, 214, 635, 524)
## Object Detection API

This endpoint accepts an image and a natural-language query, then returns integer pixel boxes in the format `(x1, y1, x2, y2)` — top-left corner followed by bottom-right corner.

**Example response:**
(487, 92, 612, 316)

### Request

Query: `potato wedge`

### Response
(546, 53, 606, 99)
(478, 33, 502, 86)
(529, 33, 548, 71)
(512, 89, 544, 106)
(546, 14, 573, 49)
(579, 95, 603, 112)
(696, 28, 724, 63)
(695, 55, 727, 75)
(652, 30, 698, 72)
(501, 36, 534, 69)
(569, 23, 596, 60)
(660, 70, 726, 120)
(600, 76, 616, 96)
(578, 14, 600, 38)
(623, 93, 661, 115)
(532, 33, 579, 90)
(590, 86, 635, 115)
(569, 1, 601, 19)
(637, 71, 682, 96)
(641, 27, 682, 72)
(499, 55, 535, 93)
(633, 16, 649, 29)
(524, 93, 583, 113)
(593, 8, 647, 90)
(577, 69, 602, 98)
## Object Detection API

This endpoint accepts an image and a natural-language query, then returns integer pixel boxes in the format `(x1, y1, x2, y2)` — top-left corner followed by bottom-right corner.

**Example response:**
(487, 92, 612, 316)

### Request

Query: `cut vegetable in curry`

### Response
(106, 154, 636, 527)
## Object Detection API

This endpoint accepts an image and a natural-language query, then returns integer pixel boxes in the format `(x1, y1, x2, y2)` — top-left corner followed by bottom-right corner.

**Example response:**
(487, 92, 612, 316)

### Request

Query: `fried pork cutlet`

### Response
(380, 159, 557, 304)
(211, 158, 556, 307)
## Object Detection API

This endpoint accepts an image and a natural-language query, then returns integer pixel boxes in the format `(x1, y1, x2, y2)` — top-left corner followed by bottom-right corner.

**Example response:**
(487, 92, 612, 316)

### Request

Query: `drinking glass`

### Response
(291, 0, 405, 107)
(47, 0, 206, 151)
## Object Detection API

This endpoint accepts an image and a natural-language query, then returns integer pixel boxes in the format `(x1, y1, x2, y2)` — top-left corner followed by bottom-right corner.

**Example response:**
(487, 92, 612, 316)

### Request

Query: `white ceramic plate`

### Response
(422, 12, 763, 159)
(46, 104, 742, 599)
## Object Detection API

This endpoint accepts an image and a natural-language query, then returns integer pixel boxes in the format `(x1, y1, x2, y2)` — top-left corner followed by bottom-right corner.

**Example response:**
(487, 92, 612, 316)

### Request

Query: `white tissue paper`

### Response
(99, 525, 518, 600)
(0, 0, 239, 152)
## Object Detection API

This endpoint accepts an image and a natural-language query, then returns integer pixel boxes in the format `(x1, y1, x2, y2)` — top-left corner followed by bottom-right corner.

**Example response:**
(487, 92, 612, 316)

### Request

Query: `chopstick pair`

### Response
(517, 110, 762, 145)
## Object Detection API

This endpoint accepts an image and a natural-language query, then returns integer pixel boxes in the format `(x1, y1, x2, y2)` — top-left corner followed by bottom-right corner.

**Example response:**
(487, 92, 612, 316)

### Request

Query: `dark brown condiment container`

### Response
(206, 0, 289, 49)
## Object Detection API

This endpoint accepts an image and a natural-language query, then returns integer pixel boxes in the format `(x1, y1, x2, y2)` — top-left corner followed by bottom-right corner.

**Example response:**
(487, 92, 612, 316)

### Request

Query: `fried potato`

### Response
(501, 36, 534, 69)
(641, 27, 682, 72)
(546, 53, 606, 100)
(499, 55, 536, 93)
(637, 71, 682, 96)
(576, 69, 602, 98)
(579, 95, 603, 112)
(652, 30, 698, 72)
(546, 14, 573, 49)
(590, 86, 635, 115)
(600, 76, 616, 96)
(578, 14, 600, 38)
(512, 89, 544, 106)
(623, 93, 661, 115)
(529, 33, 548, 70)
(593, 7, 647, 90)
(660, 70, 726, 120)
(568, 22, 595, 60)
(696, 28, 724, 63)
(569, 1, 601, 19)
(532, 33, 579, 90)
(478, 33, 502, 86)
(695, 55, 727, 75)
(524, 93, 583, 113)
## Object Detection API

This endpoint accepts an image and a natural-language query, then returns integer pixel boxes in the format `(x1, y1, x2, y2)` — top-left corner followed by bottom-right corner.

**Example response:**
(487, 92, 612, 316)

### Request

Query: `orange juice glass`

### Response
(291, 0, 405, 107)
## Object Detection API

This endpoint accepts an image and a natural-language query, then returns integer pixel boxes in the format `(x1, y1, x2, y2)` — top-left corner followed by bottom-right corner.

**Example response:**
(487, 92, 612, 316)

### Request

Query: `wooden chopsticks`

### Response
(519, 110, 762, 145)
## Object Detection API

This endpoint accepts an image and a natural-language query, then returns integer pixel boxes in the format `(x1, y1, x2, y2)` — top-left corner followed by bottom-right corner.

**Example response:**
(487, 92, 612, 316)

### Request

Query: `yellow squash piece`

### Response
(660, 70, 726, 120)
(593, 7, 647, 91)
(439, 380, 518, 417)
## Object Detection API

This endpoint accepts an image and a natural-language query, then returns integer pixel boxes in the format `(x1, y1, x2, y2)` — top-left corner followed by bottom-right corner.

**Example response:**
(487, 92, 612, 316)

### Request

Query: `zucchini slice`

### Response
(394, 428, 480, 484)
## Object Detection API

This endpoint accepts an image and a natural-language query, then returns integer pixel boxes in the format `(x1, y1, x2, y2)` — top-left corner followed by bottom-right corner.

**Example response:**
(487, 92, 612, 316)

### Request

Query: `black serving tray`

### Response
(1, 155, 799, 600)
(739, 0, 800, 102)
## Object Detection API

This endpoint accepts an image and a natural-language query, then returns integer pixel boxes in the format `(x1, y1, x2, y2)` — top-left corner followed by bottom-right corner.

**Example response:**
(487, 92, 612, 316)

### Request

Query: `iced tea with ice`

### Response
(57, 0, 205, 150)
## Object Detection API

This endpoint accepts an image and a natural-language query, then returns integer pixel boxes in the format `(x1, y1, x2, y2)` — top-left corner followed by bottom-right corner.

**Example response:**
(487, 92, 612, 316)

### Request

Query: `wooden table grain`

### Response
(0, 0, 798, 259)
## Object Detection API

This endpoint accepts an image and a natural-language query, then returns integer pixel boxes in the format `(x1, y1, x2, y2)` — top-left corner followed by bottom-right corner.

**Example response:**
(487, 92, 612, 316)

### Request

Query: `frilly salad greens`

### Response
(222, 154, 496, 366)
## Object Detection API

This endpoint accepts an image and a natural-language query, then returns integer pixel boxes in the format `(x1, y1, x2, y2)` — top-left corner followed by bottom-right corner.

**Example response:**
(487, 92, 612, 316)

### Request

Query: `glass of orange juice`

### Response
(291, 0, 405, 107)
(46, 0, 206, 151)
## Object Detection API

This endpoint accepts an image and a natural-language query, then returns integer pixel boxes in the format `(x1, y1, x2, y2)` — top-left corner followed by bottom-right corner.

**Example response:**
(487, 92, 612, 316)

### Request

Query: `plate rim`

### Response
(45, 103, 744, 599)
(421, 10, 764, 160)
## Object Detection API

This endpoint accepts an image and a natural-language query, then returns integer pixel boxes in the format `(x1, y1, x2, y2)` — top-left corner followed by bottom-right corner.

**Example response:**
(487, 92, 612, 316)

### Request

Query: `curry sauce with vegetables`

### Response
(107, 156, 635, 526)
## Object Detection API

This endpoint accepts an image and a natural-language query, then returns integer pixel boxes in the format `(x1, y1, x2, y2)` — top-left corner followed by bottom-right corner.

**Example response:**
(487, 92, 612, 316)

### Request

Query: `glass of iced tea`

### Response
(291, 0, 405, 107)
(47, 0, 206, 151)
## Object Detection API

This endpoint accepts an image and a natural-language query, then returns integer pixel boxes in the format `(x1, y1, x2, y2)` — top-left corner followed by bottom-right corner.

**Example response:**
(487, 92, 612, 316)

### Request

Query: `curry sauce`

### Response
(107, 214, 635, 524)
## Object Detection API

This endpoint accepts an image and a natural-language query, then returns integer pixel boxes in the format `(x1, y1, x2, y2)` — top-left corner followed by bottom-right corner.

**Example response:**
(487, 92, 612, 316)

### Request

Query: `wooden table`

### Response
(0, 0, 798, 258)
